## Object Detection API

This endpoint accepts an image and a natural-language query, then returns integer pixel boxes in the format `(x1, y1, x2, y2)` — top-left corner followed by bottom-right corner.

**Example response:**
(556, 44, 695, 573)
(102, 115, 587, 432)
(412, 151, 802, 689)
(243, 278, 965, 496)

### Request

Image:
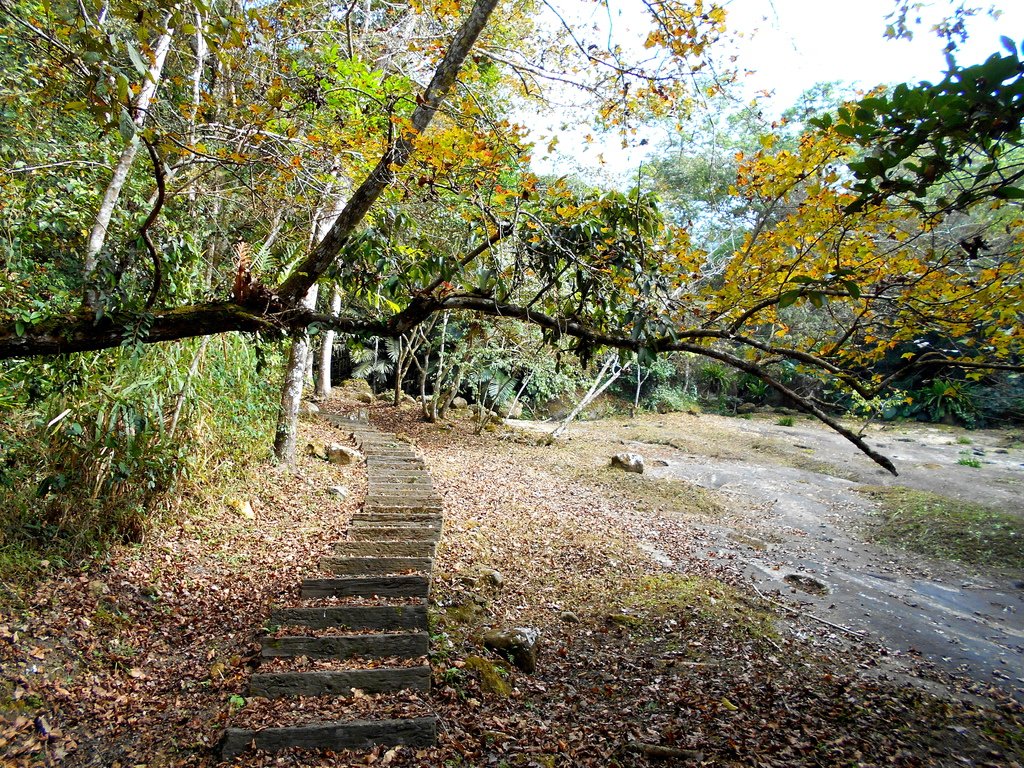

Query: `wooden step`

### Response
(250, 666, 430, 698)
(333, 540, 436, 558)
(269, 604, 428, 631)
(348, 526, 441, 541)
(364, 497, 443, 508)
(368, 481, 435, 491)
(321, 556, 433, 576)
(300, 575, 430, 598)
(220, 715, 437, 759)
(352, 514, 443, 526)
(260, 631, 429, 659)
(349, 518, 442, 530)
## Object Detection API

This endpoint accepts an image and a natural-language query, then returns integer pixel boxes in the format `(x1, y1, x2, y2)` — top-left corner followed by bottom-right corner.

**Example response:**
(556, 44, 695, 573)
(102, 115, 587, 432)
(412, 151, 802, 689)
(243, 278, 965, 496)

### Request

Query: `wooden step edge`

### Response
(259, 630, 430, 659)
(268, 604, 428, 631)
(348, 527, 441, 541)
(219, 715, 437, 759)
(300, 575, 430, 599)
(333, 541, 437, 557)
(249, 666, 430, 698)
(320, 556, 433, 576)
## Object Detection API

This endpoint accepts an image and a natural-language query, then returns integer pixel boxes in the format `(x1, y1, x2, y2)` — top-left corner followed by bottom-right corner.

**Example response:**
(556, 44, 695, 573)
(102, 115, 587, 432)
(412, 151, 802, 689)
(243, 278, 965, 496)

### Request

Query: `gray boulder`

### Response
(611, 453, 644, 474)
(483, 627, 540, 673)
(451, 396, 469, 409)
(326, 443, 363, 465)
(299, 401, 320, 415)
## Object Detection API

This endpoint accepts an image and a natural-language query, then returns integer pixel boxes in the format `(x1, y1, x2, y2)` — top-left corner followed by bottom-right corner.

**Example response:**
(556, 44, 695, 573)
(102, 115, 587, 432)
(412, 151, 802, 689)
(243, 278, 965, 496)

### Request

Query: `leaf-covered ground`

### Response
(2, 401, 1022, 767)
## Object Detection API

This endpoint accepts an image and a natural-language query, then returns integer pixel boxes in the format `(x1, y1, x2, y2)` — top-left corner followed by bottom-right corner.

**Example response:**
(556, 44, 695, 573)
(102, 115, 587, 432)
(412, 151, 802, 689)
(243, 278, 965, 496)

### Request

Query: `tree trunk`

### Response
(272, 284, 319, 462)
(83, 24, 175, 308)
(316, 286, 342, 399)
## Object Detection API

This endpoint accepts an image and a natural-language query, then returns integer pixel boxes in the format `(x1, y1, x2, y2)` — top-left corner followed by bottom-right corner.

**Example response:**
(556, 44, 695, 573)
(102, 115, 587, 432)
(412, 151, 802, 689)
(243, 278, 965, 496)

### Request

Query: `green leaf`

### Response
(126, 41, 148, 75)
(119, 108, 136, 141)
(778, 290, 801, 309)
(843, 280, 861, 300)
(808, 292, 825, 308)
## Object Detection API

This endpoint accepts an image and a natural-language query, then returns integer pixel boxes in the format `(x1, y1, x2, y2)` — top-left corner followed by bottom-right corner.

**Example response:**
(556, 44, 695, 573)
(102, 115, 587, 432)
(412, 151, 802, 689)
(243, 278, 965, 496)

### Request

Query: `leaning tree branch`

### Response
(275, 0, 500, 304)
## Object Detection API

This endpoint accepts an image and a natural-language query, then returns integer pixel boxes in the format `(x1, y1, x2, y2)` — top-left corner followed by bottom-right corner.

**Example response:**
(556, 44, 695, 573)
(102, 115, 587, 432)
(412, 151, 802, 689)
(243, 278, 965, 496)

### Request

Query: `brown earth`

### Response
(2, 399, 1022, 767)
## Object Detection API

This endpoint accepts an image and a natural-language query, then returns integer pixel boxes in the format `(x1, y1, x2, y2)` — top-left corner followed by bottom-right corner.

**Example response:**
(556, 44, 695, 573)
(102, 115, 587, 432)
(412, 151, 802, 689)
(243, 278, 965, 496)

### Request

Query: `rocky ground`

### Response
(2, 399, 1022, 767)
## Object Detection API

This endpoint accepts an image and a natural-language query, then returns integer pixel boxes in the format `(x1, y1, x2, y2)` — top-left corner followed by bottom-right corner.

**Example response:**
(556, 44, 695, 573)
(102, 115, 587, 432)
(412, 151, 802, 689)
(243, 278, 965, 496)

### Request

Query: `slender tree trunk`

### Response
(316, 286, 342, 398)
(83, 24, 174, 308)
(545, 355, 628, 442)
(272, 285, 318, 461)
(272, 198, 342, 462)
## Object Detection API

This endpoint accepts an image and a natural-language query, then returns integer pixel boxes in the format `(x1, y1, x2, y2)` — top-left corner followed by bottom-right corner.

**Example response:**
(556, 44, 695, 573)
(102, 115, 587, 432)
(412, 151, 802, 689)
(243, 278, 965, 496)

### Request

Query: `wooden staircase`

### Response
(220, 412, 442, 759)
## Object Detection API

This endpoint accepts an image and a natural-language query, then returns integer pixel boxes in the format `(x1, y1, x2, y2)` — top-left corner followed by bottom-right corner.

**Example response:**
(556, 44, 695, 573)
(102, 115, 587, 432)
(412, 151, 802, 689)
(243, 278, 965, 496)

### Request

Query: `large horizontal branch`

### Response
(0, 303, 284, 358)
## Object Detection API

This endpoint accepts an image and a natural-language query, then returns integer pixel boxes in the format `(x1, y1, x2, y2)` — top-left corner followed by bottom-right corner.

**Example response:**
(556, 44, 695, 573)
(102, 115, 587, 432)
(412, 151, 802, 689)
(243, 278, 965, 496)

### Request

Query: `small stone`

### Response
(88, 579, 108, 598)
(737, 402, 758, 415)
(305, 442, 327, 460)
(298, 401, 320, 415)
(611, 453, 644, 474)
(451, 397, 469, 409)
(559, 611, 580, 623)
(227, 497, 255, 520)
(483, 627, 540, 673)
(327, 485, 349, 498)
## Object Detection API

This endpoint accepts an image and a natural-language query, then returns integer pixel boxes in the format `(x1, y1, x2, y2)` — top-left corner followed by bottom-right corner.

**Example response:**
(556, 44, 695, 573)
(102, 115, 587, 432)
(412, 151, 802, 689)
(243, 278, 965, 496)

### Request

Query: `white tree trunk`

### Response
(83, 25, 174, 307)
(273, 198, 343, 462)
(316, 286, 342, 398)
(546, 354, 628, 442)
(272, 285, 318, 462)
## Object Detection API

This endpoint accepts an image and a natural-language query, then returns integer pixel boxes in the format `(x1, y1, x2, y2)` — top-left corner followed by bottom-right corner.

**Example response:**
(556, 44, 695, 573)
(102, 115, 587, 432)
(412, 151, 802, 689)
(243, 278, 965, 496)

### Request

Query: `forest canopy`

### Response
(1, 0, 1022, 485)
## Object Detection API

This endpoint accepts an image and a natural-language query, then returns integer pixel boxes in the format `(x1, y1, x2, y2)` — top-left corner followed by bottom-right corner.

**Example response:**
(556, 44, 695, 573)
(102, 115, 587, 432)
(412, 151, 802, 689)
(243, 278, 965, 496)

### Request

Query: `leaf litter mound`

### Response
(1, 404, 1021, 767)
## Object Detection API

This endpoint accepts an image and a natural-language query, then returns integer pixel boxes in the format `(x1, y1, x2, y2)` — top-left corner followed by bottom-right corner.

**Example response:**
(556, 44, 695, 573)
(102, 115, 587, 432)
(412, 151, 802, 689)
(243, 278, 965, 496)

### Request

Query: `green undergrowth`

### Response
(0, 336, 280, 601)
(860, 486, 1024, 570)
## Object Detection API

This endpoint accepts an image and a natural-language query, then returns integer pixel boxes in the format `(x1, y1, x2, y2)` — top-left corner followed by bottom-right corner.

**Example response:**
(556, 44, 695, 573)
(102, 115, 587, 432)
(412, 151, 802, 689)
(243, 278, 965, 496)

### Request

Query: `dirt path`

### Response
(518, 412, 1024, 699)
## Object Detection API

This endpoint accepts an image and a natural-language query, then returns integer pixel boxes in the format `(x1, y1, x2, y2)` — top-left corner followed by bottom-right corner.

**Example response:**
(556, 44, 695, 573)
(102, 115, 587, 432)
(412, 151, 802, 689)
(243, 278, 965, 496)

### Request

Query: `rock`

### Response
(504, 402, 523, 419)
(559, 611, 580, 623)
(326, 443, 363, 465)
(483, 627, 540, 673)
(479, 568, 504, 589)
(737, 402, 758, 415)
(451, 397, 469, 409)
(299, 401, 320, 415)
(611, 453, 644, 474)
(650, 459, 669, 467)
(356, 392, 374, 404)
(403, 394, 417, 405)
(463, 655, 512, 697)
(327, 485, 350, 498)
(338, 378, 372, 395)
(306, 442, 328, 460)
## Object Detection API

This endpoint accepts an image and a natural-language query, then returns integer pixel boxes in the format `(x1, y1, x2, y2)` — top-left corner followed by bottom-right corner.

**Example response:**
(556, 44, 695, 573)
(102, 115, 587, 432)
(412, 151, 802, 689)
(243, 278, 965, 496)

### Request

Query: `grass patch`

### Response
(620, 573, 777, 642)
(860, 486, 1024, 570)
(957, 451, 982, 468)
(775, 416, 795, 427)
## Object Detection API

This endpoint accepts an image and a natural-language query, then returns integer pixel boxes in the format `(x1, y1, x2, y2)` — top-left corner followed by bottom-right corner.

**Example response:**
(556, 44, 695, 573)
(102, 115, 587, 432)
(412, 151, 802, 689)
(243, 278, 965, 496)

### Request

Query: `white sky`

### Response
(532, 0, 1024, 179)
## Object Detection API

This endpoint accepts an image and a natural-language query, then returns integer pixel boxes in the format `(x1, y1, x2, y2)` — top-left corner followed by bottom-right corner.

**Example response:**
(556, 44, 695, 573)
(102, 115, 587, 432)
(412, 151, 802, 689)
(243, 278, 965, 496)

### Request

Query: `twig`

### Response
(140, 137, 166, 310)
(751, 583, 867, 640)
